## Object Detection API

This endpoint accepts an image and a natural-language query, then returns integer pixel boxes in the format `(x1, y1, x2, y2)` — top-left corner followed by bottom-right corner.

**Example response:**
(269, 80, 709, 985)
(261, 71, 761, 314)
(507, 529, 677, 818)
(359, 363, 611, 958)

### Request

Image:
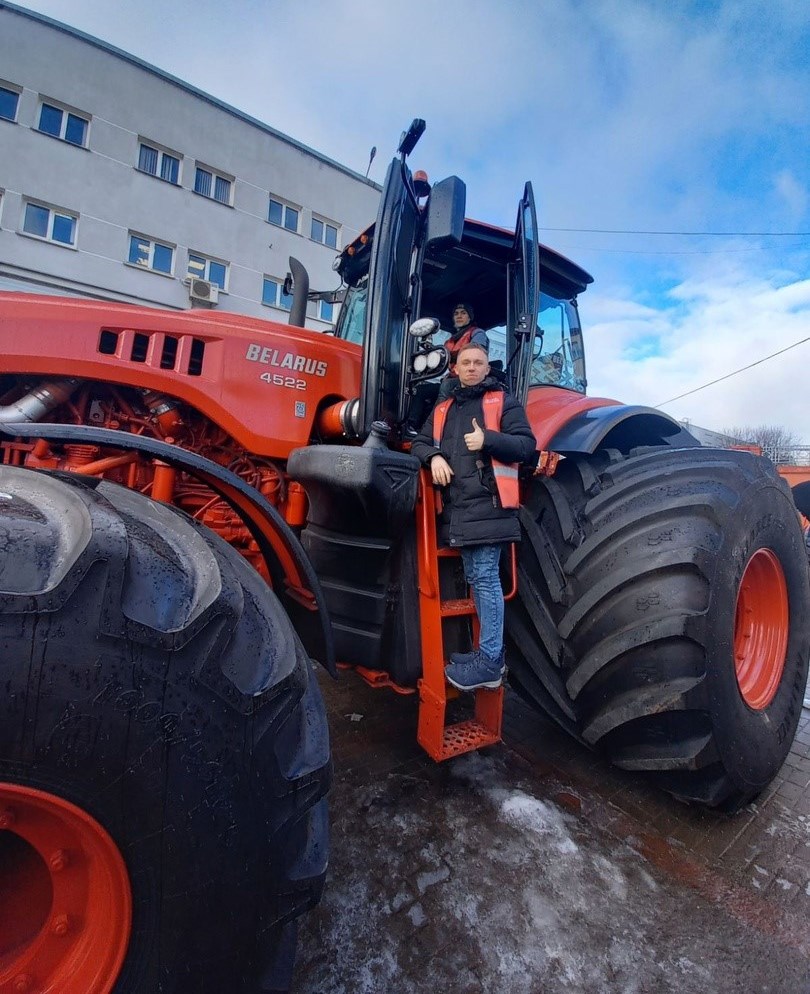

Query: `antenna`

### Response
(365, 146, 376, 178)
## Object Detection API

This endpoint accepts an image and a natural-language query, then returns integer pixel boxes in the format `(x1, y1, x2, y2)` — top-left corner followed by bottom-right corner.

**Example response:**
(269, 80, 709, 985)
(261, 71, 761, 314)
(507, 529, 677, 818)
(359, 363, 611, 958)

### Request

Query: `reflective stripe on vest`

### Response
(431, 398, 454, 513)
(431, 391, 520, 509)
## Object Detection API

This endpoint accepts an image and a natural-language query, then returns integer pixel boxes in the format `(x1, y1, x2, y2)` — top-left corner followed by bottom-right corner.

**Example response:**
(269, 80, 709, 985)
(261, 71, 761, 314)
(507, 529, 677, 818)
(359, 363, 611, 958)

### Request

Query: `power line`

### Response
(657, 335, 810, 406)
(549, 243, 766, 256)
(540, 227, 810, 237)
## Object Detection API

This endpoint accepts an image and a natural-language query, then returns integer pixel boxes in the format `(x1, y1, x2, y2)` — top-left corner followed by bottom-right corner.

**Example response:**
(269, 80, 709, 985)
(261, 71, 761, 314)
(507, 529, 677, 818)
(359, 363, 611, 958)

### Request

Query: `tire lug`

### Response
(49, 848, 69, 872)
(0, 805, 16, 829)
(51, 913, 71, 936)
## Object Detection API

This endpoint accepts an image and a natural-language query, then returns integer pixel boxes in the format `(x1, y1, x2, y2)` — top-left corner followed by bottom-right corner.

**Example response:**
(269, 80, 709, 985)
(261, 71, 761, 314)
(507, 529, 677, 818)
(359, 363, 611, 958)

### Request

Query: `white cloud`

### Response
(583, 262, 810, 438)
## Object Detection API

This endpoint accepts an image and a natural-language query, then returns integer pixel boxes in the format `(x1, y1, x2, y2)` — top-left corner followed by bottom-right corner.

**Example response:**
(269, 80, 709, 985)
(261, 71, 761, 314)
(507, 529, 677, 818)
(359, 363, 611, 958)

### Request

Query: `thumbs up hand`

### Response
(464, 417, 485, 452)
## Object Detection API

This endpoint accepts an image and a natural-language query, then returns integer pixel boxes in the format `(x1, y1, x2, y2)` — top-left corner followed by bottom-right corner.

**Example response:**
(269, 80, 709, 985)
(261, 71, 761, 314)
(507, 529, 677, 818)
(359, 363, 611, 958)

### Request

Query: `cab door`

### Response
(506, 183, 540, 405)
(358, 156, 422, 437)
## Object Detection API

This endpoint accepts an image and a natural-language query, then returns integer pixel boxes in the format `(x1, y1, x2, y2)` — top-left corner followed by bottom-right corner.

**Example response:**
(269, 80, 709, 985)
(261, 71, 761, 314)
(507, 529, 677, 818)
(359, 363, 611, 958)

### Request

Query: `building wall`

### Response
(0, 3, 380, 328)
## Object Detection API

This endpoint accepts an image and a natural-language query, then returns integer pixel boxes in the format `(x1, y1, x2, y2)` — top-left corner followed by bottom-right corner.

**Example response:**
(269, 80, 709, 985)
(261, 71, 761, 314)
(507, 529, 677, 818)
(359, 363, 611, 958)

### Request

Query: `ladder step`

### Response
(440, 597, 476, 617)
(439, 719, 500, 760)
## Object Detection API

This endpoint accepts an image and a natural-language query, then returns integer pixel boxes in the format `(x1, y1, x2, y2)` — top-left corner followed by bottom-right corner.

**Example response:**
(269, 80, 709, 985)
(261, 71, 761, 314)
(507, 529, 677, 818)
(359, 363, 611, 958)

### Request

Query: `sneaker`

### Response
(449, 647, 507, 672)
(449, 648, 477, 666)
(445, 649, 505, 691)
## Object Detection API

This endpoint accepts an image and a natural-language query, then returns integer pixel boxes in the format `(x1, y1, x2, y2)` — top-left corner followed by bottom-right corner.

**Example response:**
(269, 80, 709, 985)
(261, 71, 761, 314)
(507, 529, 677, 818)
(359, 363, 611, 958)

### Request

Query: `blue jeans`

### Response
(460, 544, 505, 660)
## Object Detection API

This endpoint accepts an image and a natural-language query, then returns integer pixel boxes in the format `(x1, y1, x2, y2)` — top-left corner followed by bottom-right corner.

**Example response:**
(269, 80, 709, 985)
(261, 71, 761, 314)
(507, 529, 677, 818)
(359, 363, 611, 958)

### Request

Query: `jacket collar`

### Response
(452, 377, 503, 400)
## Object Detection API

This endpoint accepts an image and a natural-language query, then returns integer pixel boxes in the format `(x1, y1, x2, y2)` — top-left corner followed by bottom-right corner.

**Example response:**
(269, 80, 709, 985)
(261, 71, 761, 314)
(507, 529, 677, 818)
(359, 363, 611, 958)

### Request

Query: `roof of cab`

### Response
(339, 217, 593, 302)
(338, 217, 593, 330)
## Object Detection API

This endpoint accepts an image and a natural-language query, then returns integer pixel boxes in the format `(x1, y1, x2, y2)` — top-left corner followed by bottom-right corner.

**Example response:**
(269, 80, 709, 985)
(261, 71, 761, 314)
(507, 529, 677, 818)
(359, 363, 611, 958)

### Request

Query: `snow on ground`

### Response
(294, 750, 808, 993)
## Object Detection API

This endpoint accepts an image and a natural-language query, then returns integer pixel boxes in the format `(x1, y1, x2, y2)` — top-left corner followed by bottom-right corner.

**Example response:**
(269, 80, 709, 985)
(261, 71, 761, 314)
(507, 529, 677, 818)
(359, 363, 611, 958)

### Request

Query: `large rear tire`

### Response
(0, 468, 330, 993)
(506, 447, 810, 811)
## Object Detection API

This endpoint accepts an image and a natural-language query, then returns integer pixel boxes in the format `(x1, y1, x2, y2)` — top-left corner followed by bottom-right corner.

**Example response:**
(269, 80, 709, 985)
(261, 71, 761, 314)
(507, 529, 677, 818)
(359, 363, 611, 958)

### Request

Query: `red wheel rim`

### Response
(733, 548, 789, 710)
(0, 784, 131, 994)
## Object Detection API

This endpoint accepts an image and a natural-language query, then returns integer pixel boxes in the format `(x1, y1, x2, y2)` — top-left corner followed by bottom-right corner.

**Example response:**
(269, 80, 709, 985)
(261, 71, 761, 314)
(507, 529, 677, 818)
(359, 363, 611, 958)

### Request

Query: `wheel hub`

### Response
(733, 548, 789, 710)
(0, 784, 131, 994)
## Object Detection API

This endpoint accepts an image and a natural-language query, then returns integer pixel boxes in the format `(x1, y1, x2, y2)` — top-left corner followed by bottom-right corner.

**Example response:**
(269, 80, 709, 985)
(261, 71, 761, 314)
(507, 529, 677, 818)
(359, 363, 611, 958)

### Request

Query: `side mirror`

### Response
(425, 175, 466, 252)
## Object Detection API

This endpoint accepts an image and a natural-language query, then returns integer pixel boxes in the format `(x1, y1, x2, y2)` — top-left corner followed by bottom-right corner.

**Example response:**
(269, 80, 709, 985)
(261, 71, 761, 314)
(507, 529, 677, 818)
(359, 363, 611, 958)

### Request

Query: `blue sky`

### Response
(20, 0, 810, 439)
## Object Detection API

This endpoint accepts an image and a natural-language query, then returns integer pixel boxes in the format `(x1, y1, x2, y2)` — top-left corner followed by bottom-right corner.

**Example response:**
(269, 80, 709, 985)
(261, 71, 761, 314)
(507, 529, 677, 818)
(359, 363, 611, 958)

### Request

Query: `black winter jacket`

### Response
(410, 378, 537, 548)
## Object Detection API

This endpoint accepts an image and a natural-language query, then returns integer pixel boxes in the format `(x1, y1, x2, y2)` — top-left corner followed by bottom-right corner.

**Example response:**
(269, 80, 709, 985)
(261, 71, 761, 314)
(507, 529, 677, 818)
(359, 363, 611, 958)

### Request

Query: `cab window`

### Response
(530, 293, 586, 392)
(335, 280, 367, 344)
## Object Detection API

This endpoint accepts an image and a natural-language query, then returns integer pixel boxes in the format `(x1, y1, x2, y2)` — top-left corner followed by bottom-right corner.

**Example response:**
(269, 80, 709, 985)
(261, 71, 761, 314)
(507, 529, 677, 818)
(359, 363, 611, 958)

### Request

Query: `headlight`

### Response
(408, 317, 440, 338)
(413, 353, 428, 374)
(426, 349, 443, 370)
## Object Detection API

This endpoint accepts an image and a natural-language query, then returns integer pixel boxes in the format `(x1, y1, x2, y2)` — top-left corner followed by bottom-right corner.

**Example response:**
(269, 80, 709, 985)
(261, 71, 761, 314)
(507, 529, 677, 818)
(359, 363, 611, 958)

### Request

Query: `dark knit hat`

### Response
(453, 302, 475, 321)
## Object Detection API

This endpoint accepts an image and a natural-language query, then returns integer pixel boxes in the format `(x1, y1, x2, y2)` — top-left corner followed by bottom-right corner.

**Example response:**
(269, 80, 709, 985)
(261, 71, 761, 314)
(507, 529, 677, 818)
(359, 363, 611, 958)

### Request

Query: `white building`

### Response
(0, 2, 381, 328)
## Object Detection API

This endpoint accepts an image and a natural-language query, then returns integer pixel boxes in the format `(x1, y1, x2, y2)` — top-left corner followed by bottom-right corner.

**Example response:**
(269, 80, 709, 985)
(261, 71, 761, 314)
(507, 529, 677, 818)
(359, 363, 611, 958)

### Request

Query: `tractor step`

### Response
(417, 682, 504, 762)
(440, 597, 476, 617)
(438, 717, 502, 760)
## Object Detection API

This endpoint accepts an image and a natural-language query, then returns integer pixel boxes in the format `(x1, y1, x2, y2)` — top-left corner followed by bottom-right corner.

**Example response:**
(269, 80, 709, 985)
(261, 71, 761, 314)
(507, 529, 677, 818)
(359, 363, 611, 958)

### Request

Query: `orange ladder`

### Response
(414, 469, 505, 760)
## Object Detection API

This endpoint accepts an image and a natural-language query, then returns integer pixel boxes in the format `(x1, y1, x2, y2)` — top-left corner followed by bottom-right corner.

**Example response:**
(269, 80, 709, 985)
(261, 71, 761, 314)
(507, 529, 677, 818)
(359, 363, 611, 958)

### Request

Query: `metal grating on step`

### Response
(441, 720, 500, 760)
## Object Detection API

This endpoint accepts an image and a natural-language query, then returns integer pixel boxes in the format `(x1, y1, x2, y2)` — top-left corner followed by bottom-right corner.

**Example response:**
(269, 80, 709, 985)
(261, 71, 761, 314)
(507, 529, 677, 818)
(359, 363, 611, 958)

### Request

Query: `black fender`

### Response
(547, 404, 701, 455)
(0, 421, 336, 676)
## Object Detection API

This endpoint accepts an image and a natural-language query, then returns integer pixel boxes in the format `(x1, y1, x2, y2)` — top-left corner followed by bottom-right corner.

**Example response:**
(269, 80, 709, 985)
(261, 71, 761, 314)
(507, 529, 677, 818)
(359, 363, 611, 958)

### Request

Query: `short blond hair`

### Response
(455, 342, 489, 360)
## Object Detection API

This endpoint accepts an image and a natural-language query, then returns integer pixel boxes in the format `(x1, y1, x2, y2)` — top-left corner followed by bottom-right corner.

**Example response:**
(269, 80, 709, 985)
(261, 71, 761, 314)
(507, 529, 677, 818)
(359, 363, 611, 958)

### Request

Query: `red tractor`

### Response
(1, 120, 807, 992)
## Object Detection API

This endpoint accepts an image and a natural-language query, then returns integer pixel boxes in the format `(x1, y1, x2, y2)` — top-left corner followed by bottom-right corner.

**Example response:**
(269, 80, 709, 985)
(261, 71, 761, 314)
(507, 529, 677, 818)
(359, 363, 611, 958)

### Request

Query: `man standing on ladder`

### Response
(411, 342, 536, 690)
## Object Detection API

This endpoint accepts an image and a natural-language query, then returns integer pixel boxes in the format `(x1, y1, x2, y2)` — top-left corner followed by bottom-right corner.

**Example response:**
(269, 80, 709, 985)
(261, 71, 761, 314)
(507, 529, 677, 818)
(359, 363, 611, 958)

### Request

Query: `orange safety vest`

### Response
(432, 391, 520, 509)
(447, 326, 478, 372)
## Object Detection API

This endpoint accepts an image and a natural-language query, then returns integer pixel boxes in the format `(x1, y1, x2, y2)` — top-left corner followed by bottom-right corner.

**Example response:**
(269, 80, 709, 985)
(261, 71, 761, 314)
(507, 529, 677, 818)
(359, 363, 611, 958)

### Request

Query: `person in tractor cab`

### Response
(437, 303, 489, 400)
(405, 303, 490, 434)
(411, 342, 536, 690)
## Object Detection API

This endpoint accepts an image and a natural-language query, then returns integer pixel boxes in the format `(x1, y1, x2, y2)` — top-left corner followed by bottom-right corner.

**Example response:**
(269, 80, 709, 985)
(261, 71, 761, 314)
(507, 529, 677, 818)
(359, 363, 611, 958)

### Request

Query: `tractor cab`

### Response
(334, 132, 593, 440)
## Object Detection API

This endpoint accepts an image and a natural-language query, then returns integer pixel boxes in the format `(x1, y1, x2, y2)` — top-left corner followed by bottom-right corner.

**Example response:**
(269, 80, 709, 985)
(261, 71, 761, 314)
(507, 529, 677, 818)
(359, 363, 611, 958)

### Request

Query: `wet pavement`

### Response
(294, 671, 810, 994)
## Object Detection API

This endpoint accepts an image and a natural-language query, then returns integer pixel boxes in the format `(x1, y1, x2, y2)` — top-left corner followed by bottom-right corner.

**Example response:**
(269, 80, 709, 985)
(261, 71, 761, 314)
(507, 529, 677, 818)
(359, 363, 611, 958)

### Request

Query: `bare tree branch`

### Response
(721, 424, 801, 464)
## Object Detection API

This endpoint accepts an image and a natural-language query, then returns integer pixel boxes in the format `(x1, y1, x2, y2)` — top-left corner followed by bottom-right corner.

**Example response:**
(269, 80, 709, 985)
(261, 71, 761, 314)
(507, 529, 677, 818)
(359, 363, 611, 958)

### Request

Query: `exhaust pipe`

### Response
(0, 378, 81, 424)
(288, 256, 309, 329)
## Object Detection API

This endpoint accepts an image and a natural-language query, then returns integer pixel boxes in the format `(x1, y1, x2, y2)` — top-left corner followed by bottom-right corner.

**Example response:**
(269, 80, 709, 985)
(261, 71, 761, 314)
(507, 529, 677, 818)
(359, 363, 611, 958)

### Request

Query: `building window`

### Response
(318, 300, 334, 322)
(22, 201, 77, 246)
(128, 234, 174, 274)
(194, 166, 232, 205)
(0, 85, 20, 122)
(138, 142, 181, 184)
(311, 216, 339, 249)
(37, 101, 89, 147)
(262, 277, 293, 311)
(268, 197, 299, 233)
(188, 253, 228, 290)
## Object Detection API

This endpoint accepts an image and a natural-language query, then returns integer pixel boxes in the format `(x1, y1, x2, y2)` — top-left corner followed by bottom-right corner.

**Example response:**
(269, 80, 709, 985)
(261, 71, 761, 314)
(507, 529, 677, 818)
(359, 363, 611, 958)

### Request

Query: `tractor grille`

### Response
(98, 329, 206, 376)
